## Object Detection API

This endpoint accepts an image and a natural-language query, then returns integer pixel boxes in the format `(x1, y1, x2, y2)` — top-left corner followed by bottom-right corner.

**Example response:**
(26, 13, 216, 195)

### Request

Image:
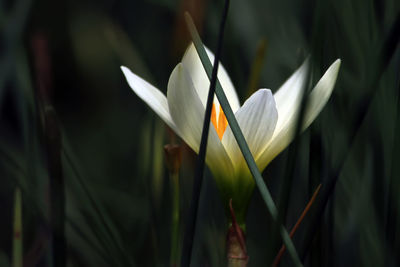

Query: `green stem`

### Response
(170, 172, 180, 267)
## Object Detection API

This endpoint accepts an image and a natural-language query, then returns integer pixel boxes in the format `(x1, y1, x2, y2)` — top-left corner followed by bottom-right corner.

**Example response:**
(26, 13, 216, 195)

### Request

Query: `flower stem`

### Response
(164, 145, 182, 267)
(170, 171, 180, 267)
(227, 225, 248, 267)
(227, 199, 248, 267)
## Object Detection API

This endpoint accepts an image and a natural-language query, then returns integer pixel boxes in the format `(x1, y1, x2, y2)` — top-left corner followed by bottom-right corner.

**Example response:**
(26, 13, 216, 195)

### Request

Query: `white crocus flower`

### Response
(121, 43, 340, 218)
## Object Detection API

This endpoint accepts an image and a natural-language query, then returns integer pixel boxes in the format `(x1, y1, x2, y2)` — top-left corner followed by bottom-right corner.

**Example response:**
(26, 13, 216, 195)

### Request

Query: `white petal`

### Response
(121, 66, 177, 131)
(257, 59, 341, 170)
(222, 89, 278, 169)
(273, 58, 309, 137)
(181, 43, 241, 112)
(303, 59, 341, 129)
(167, 63, 234, 179)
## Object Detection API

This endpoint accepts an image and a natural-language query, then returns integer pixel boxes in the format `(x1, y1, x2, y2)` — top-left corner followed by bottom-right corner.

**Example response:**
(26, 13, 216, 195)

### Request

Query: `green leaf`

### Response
(184, 12, 303, 266)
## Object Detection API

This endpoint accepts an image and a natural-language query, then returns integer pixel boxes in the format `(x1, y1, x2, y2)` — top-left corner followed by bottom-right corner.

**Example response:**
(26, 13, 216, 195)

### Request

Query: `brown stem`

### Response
(272, 184, 322, 266)
(227, 200, 248, 267)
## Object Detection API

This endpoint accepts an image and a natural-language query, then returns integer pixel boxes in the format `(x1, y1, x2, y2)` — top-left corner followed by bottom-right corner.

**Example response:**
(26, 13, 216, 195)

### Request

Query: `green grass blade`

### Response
(184, 13, 302, 266)
(181, 1, 230, 265)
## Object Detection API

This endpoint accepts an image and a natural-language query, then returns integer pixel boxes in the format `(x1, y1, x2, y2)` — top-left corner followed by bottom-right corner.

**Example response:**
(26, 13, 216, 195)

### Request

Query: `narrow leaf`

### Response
(184, 13, 302, 266)
(180, 1, 230, 266)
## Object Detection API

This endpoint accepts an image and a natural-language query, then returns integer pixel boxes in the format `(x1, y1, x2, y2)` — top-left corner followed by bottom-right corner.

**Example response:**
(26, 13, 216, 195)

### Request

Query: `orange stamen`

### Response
(211, 104, 228, 140)
(211, 104, 218, 131)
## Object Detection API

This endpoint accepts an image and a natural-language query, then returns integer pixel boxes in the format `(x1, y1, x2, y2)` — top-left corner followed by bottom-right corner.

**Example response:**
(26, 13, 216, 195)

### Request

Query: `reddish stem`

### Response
(227, 199, 248, 267)
(272, 184, 322, 266)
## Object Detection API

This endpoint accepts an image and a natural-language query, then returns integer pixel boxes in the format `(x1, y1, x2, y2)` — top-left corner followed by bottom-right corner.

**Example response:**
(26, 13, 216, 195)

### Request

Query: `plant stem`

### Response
(226, 225, 248, 267)
(12, 188, 23, 267)
(164, 144, 182, 267)
(170, 171, 180, 267)
(227, 199, 248, 267)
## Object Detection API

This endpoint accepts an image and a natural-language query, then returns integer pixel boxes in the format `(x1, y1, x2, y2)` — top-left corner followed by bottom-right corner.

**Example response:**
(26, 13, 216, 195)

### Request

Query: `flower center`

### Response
(211, 104, 228, 140)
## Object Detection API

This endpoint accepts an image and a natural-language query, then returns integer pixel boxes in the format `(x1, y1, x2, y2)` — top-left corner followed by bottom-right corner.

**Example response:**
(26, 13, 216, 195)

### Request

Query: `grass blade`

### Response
(180, 1, 230, 266)
(184, 12, 302, 267)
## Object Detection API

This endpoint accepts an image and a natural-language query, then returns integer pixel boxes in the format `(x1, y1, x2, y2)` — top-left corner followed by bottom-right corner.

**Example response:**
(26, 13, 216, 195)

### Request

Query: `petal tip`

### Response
(331, 59, 342, 71)
(258, 88, 273, 95)
(252, 88, 273, 99)
(328, 59, 342, 80)
(120, 65, 131, 76)
(170, 63, 183, 77)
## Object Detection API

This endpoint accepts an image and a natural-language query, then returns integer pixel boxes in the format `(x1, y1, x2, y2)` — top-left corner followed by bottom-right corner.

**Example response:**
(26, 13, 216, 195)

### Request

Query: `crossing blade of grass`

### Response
(180, 1, 230, 266)
(184, 13, 303, 267)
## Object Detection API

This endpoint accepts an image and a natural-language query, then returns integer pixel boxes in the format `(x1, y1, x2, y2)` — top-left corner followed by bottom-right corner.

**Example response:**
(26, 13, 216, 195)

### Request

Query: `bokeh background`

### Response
(1, 0, 399, 266)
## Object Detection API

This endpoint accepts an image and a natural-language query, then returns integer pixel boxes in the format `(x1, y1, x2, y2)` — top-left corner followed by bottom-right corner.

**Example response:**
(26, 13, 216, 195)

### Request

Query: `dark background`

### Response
(1, 0, 399, 266)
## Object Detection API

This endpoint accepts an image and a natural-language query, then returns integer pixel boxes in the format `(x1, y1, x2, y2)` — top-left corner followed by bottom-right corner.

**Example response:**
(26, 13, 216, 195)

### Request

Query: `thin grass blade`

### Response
(184, 13, 302, 266)
(180, 1, 230, 266)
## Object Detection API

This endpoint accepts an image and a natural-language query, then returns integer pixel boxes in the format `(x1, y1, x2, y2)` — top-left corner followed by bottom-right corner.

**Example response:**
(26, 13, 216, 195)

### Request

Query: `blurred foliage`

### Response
(0, 0, 399, 266)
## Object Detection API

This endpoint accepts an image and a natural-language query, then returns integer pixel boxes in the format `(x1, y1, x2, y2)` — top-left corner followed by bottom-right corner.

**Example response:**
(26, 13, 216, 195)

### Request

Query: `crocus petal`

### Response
(121, 66, 178, 132)
(222, 89, 278, 169)
(167, 63, 234, 179)
(257, 59, 341, 170)
(302, 59, 341, 129)
(273, 58, 309, 136)
(181, 43, 241, 112)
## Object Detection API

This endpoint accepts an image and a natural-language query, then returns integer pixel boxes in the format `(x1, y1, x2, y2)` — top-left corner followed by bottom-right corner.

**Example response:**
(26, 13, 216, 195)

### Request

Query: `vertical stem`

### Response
(32, 33, 66, 267)
(170, 171, 180, 267)
(12, 188, 23, 267)
(164, 144, 182, 267)
(227, 199, 248, 267)
(226, 226, 248, 267)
